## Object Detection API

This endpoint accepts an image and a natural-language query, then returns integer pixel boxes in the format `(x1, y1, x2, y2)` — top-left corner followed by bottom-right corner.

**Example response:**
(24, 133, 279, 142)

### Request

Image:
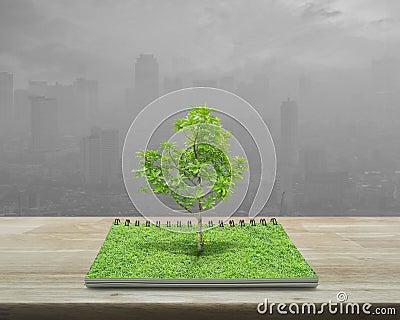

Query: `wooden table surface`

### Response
(0, 216, 399, 319)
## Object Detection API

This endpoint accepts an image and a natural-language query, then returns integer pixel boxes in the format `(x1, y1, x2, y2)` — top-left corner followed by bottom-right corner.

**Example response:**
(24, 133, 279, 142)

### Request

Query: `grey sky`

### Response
(0, 0, 399, 89)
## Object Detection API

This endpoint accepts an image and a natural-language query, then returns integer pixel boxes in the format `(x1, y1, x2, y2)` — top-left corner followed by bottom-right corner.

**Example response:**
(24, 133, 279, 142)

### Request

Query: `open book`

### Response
(85, 218, 318, 288)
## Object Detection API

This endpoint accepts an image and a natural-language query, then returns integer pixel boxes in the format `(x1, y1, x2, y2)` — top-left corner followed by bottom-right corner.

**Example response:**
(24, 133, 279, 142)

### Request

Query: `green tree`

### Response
(133, 105, 247, 254)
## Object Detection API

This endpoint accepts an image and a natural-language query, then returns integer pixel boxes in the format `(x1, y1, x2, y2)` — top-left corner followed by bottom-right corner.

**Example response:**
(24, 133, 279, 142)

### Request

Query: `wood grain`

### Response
(0, 217, 399, 319)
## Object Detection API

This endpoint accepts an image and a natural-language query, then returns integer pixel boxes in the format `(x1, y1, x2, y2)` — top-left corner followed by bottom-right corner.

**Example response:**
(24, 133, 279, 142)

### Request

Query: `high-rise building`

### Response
(14, 89, 31, 133)
(0, 72, 13, 134)
(80, 128, 119, 186)
(28, 78, 98, 136)
(134, 54, 159, 110)
(100, 129, 119, 185)
(80, 133, 102, 185)
(280, 98, 298, 166)
(30, 96, 58, 152)
(46, 82, 74, 135)
(69, 78, 99, 134)
(73, 78, 99, 134)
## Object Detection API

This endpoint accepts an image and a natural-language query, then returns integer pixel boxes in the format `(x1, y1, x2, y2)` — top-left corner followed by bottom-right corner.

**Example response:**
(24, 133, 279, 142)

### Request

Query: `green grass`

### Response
(86, 222, 317, 279)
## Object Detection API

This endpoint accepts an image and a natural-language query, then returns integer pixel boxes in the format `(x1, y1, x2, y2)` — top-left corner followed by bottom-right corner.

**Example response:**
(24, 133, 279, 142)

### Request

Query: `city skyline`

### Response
(1, 50, 400, 216)
(1, 1, 400, 217)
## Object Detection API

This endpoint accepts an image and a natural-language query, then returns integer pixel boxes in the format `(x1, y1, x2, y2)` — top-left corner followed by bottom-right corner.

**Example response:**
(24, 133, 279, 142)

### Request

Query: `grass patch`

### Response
(86, 222, 317, 279)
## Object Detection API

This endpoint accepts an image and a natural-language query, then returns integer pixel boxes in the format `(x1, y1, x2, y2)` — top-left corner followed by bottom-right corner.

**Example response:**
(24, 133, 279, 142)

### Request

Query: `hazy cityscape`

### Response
(0, 1, 399, 217)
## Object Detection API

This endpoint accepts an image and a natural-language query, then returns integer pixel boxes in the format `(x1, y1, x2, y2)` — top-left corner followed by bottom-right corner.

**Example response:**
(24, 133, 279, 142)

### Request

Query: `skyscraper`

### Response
(73, 78, 99, 134)
(30, 96, 58, 152)
(80, 132, 102, 185)
(14, 89, 31, 133)
(80, 128, 119, 186)
(100, 129, 119, 185)
(46, 82, 74, 135)
(0, 72, 13, 134)
(280, 98, 298, 166)
(134, 54, 159, 110)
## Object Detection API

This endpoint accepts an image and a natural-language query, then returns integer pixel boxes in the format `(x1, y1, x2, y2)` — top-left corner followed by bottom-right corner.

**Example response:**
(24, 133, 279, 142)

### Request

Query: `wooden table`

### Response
(0, 217, 399, 319)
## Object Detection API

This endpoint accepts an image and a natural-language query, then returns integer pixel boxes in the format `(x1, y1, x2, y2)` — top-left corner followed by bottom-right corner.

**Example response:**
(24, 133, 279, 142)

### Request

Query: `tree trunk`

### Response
(197, 203, 203, 254)
(194, 137, 203, 254)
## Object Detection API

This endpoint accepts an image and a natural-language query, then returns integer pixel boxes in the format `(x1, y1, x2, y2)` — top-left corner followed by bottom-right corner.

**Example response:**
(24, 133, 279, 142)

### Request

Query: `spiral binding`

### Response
(115, 218, 279, 227)
(270, 218, 278, 225)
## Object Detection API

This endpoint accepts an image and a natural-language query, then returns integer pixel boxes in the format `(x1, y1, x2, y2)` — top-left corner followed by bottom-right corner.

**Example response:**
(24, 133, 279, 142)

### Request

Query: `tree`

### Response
(133, 105, 247, 254)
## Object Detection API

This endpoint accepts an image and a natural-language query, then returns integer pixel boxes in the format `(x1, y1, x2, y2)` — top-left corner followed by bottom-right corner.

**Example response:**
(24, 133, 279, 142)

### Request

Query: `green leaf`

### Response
(132, 104, 248, 214)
